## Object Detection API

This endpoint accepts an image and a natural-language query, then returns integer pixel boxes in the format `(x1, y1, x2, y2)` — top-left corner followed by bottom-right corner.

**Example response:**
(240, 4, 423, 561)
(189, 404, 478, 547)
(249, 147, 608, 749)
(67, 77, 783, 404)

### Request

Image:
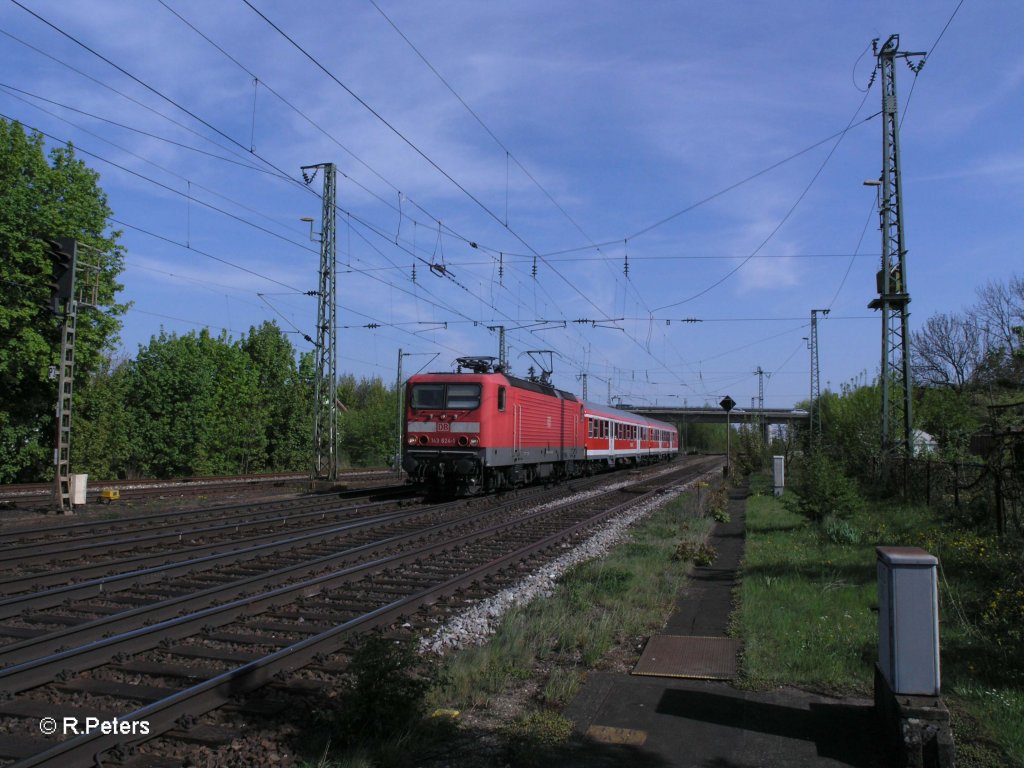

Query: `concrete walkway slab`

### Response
(563, 482, 895, 767)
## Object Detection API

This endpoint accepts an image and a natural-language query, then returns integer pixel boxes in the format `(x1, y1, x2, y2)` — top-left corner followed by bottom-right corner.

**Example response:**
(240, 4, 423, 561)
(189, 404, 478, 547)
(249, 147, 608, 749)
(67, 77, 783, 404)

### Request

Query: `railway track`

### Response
(0, 468, 398, 508)
(0, 456, 722, 767)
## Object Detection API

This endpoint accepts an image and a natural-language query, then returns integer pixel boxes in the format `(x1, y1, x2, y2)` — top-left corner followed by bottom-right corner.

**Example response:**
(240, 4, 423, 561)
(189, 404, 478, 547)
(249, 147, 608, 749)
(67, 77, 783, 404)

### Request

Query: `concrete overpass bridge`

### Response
(621, 405, 810, 427)
(619, 405, 809, 451)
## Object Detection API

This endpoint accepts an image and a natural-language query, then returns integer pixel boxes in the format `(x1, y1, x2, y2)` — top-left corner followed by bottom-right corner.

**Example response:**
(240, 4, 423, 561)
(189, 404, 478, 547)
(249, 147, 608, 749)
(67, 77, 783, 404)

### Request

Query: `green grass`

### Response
(735, 486, 877, 692)
(433, 489, 715, 710)
(296, 483, 722, 767)
(735, 474, 1023, 767)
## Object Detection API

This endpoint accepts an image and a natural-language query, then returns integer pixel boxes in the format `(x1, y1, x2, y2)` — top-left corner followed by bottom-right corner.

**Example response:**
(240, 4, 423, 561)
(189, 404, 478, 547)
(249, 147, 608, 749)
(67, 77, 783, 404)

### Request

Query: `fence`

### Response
(888, 456, 1021, 537)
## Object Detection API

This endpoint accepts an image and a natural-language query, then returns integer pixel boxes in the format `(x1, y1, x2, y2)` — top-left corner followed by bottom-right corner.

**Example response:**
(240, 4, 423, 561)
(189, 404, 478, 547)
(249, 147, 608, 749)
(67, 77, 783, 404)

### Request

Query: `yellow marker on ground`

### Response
(586, 724, 647, 746)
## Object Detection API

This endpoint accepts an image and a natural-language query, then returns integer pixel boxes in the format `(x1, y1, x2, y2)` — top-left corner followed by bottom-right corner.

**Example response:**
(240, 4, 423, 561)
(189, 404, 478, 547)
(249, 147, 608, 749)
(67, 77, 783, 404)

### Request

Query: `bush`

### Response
(329, 634, 441, 749)
(503, 710, 573, 766)
(789, 452, 863, 522)
(673, 540, 716, 566)
(821, 514, 862, 545)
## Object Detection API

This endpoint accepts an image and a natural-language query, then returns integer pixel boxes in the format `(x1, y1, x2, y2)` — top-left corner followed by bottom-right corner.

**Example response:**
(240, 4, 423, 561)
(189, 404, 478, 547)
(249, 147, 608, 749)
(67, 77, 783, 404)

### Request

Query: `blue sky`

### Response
(2, 0, 1020, 408)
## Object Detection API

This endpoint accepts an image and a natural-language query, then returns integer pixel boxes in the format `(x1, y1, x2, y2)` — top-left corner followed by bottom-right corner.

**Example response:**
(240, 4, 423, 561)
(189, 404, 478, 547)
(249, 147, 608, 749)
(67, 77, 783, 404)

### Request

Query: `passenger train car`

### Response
(402, 357, 678, 496)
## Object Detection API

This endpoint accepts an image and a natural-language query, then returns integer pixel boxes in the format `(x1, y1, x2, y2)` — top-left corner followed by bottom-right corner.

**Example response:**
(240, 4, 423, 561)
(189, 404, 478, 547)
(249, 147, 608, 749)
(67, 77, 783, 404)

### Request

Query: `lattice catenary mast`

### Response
(754, 365, 768, 445)
(808, 308, 829, 442)
(868, 35, 923, 458)
(303, 163, 338, 481)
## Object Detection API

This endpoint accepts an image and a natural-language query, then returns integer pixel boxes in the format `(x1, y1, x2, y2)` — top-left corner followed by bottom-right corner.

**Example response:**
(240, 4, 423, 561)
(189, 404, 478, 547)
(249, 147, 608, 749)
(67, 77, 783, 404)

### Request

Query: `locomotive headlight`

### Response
(407, 437, 417, 445)
(470, 438, 479, 446)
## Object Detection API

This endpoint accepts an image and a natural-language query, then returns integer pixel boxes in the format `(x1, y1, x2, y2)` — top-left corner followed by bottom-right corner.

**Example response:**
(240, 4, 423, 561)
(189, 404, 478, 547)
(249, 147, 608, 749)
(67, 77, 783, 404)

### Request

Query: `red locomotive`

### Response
(401, 357, 678, 495)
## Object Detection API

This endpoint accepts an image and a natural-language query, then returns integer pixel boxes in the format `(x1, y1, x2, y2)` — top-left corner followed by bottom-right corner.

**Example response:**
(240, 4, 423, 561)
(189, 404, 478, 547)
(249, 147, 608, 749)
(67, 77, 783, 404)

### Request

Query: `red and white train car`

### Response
(582, 401, 679, 467)
(402, 358, 678, 496)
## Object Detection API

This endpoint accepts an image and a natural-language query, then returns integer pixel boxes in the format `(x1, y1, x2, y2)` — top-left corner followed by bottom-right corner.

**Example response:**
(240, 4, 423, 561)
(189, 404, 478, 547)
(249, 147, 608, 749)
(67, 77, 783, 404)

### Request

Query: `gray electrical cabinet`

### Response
(772, 456, 785, 496)
(876, 546, 940, 695)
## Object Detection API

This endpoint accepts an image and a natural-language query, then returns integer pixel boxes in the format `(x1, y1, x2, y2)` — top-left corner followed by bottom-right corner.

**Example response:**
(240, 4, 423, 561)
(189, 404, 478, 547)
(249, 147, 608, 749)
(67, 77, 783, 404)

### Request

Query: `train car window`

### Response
(497, 386, 506, 412)
(411, 384, 444, 409)
(446, 383, 481, 409)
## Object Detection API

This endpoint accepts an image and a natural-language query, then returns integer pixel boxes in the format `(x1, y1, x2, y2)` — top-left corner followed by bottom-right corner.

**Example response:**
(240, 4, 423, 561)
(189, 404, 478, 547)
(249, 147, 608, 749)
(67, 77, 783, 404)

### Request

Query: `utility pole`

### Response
(394, 350, 437, 476)
(303, 162, 338, 482)
(395, 348, 407, 474)
(755, 365, 769, 447)
(868, 35, 922, 460)
(809, 308, 830, 444)
(487, 325, 507, 371)
(683, 398, 688, 454)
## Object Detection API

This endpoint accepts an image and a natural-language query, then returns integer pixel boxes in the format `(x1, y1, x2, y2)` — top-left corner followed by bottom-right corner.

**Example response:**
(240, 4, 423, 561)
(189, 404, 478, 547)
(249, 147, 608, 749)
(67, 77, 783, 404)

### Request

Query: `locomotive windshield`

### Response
(411, 384, 444, 409)
(411, 383, 481, 410)
(446, 384, 481, 409)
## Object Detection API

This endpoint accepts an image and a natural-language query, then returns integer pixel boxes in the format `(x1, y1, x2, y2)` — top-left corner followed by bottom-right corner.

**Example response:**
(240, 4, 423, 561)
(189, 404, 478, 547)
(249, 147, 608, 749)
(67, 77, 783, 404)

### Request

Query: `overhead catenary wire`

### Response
(367, 0, 657, 319)
(6, 1, 880, 397)
(0, 25, 266, 173)
(3, 3, 939, 406)
(655, 83, 879, 312)
(144, 0, 634, 382)
(239, 0, 687, 385)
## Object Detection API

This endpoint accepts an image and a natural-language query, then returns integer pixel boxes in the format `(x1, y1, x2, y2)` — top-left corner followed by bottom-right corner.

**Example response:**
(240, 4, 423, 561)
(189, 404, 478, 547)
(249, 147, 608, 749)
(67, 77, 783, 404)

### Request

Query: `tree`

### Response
(911, 312, 981, 390)
(819, 384, 881, 480)
(0, 119, 126, 482)
(337, 374, 398, 467)
(914, 387, 979, 459)
(125, 329, 264, 477)
(239, 321, 309, 471)
(73, 355, 141, 479)
(974, 276, 1023, 359)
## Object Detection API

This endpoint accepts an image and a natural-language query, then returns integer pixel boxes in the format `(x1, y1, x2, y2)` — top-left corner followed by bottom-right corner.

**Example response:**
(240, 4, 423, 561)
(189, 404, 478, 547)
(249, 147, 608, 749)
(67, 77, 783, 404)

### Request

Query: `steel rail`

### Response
(0, 471, 311, 505)
(0, 462, 708, 690)
(0, 475, 591, 678)
(0, 493, 341, 549)
(0, 502, 432, 617)
(10, 461, 719, 768)
(0, 494, 401, 566)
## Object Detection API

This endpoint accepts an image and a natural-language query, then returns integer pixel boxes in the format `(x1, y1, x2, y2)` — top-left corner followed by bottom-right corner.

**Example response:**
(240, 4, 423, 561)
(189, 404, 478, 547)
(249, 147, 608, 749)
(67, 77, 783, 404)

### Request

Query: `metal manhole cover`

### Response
(632, 635, 741, 679)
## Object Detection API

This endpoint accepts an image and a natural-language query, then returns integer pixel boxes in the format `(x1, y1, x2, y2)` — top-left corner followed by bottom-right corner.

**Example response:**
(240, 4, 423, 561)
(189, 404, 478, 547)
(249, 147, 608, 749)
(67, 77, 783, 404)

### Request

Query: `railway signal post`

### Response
(48, 238, 100, 513)
(720, 395, 735, 477)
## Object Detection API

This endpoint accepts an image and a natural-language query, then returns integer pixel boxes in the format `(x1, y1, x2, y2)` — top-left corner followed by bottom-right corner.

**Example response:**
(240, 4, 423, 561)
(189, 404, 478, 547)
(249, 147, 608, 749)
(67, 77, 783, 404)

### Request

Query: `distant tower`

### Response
(809, 308, 829, 442)
(755, 366, 768, 445)
(868, 35, 923, 458)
